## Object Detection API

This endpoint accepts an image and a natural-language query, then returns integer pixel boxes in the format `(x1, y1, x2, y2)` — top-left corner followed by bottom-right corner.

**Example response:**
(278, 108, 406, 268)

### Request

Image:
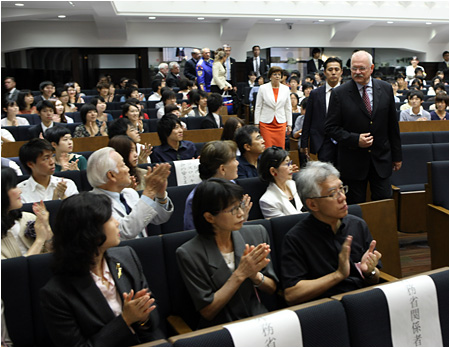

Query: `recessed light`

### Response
(58, 15, 66, 18)
(318, 19, 325, 22)
(426, 22, 432, 25)
(197, 17, 205, 20)
(274, 18, 281, 21)
(148, 16, 156, 19)
(15, 3, 24, 6)
(387, 21, 394, 24)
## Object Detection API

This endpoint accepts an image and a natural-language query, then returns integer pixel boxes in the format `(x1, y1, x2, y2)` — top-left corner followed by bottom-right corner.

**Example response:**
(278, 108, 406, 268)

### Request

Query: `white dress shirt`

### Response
(17, 175, 79, 203)
(325, 82, 340, 112)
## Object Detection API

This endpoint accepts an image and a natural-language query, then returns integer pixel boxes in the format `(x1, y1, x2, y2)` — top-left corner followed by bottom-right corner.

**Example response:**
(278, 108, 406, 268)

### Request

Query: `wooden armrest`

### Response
(428, 204, 449, 215)
(167, 315, 192, 335)
(289, 137, 299, 142)
(379, 271, 398, 282)
(391, 185, 400, 191)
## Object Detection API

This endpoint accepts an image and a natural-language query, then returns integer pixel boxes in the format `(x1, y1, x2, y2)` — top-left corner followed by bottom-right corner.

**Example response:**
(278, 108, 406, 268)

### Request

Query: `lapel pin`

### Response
(116, 263, 122, 279)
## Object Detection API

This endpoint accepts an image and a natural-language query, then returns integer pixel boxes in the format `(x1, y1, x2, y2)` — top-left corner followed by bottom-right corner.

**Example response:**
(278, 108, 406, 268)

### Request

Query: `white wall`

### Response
(2, 20, 448, 63)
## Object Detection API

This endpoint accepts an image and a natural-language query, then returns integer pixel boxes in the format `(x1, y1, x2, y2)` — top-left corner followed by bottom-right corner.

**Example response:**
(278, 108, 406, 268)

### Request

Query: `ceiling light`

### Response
(387, 21, 394, 24)
(426, 22, 432, 25)
(15, 3, 24, 6)
(274, 18, 281, 21)
(68, 1, 75, 7)
(148, 16, 156, 19)
(197, 17, 205, 20)
(58, 15, 66, 18)
(318, 19, 325, 22)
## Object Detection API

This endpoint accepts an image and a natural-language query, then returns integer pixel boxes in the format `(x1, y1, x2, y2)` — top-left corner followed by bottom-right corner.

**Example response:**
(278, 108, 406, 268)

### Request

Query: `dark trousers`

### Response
(317, 138, 338, 165)
(342, 161, 392, 204)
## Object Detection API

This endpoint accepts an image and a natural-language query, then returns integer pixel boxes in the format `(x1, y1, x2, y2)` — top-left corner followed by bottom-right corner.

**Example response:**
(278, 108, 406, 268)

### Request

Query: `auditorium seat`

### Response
(147, 108, 158, 119)
(185, 116, 203, 130)
(21, 199, 62, 231)
(400, 131, 433, 144)
(144, 118, 158, 132)
(432, 130, 449, 143)
(1, 126, 20, 141)
(19, 113, 40, 125)
(431, 143, 449, 161)
(7, 156, 27, 174)
(147, 100, 159, 109)
(162, 184, 197, 234)
(235, 177, 268, 221)
(54, 169, 83, 191)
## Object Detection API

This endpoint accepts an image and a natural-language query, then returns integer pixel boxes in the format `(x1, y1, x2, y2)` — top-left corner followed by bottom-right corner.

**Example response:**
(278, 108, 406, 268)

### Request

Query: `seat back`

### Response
(7, 156, 27, 174)
(54, 170, 83, 192)
(432, 131, 449, 143)
(235, 177, 269, 221)
(430, 161, 449, 209)
(185, 117, 204, 130)
(400, 131, 433, 144)
(431, 143, 449, 161)
(163, 184, 197, 234)
(172, 328, 233, 347)
(21, 200, 62, 231)
(429, 270, 449, 346)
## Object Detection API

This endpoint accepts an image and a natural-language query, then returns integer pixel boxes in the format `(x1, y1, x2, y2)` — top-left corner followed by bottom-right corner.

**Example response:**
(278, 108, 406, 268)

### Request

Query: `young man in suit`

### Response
(300, 57, 343, 165)
(306, 48, 324, 74)
(245, 45, 267, 78)
(201, 93, 223, 129)
(28, 100, 55, 139)
(325, 50, 402, 204)
(33, 81, 55, 104)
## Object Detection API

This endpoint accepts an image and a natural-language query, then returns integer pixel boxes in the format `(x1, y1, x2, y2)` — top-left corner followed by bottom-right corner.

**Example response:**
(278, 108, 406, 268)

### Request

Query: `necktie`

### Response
(362, 85, 372, 114)
(119, 193, 132, 214)
(255, 58, 260, 76)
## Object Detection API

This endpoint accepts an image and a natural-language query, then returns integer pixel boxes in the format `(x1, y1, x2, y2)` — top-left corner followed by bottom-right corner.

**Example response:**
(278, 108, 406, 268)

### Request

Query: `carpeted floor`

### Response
(398, 232, 431, 277)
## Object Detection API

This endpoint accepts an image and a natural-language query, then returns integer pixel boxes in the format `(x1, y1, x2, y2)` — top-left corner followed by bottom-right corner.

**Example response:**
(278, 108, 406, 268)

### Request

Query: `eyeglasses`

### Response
(350, 66, 369, 72)
(222, 201, 246, 215)
(309, 185, 348, 199)
(281, 160, 293, 167)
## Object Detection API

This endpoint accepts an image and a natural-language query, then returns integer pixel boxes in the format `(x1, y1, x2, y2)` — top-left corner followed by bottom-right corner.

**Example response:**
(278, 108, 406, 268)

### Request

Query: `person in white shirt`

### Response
(1, 101, 29, 127)
(17, 138, 78, 203)
(399, 90, 431, 121)
(405, 57, 426, 83)
(87, 147, 173, 240)
(28, 100, 56, 139)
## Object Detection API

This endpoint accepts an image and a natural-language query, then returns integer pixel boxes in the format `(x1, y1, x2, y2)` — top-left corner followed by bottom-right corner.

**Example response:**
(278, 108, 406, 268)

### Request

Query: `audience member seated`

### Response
(87, 147, 173, 239)
(156, 90, 177, 119)
(235, 125, 265, 178)
(176, 178, 278, 328)
(90, 96, 113, 122)
(1, 167, 52, 259)
(409, 77, 425, 91)
(109, 135, 146, 191)
(34, 81, 55, 104)
(399, 90, 431, 121)
(282, 161, 382, 305)
(1, 101, 29, 126)
(299, 82, 314, 104)
(387, 79, 401, 102)
(291, 97, 308, 146)
(122, 103, 148, 133)
(178, 78, 195, 99)
(183, 140, 247, 231)
(55, 88, 77, 113)
(258, 146, 302, 218)
(28, 100, 57, 139)
(186, 90, 208, 117)
(74, 104, 108, 138)
(44, 125, 87, 172)
(1, 157, 22, 175)
(16, 89, 37, 115)
(248, 76, 265, 104)
(165, 62, 182, 88)
(428, 77, 443, 96)
(163, 104, 188, 129)
(406, 56, 426, 82)
(148, 79, 165, 101)
(430, 93, 449, 120)
(40, 192, 164, 346)
(201, 93, 223, 129)
(96, 81, 112, 102)
(290, 92, 300, 113)
(289, 76, 303, 99)
(151, 115, 197, 163)
(396, 73, 409, 92)
(220, 117, 244, 142)
(247, 71, 257, 87)
(17, 138, 78, 203)
(51, 99, 74, 124)
(125, 79, 146, 101)
(64, 82, 85, 104)
(125, 98, 149, 120)
(74, 81, 86, 97)
(108, 118, 152, 164)
(120, 87, 144, 103)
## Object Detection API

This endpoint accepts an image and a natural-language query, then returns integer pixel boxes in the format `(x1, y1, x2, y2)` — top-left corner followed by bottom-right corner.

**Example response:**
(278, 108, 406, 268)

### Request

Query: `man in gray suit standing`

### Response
(3, 77, 19, 102)
(87, 147, 173, 239)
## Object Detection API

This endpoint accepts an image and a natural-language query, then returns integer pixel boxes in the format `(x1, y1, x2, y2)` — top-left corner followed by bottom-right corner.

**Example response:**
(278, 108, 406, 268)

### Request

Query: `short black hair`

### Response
(178, 78, 190, 91)
(396, 73, 405, 80)
(122, 103, 139, 118)
(188, 89, 208, 105)
(126, 79, 139, 87)
(39, 81, 54, 91)
(302, 82, 314, 91)
(162, 90, 177, 104)
(434, 83, 446, 92)
(300, 97, 309, 110)
(207, 93, 223, 113)
(108, 118, 133, 139)
(36, 100, 55, 113)
(324, 57, 343, 70)
(252, 45, 260, 52)
(125, 87, 138, 99)
(192, 178, 243, 236)
(435, 92, 449, 106)
(258, 146, 289, 183)
(311, 47, 321, 55)
(151, 79, 162, 92)
(164, 104, 179, 115)
(79, 104, 97, 124)
(44, 125, 71, 145)
(408, 90, 424, 101)
(157, 115, 182, 145)
(19, 138, 54, 174)
(443, 51, 449, 56)
(89, 96, 106, 107)
(414, 67, 424, 74)
(373, 71, 384, 80)
(289, 76, 300, 84)
(234, 125, 259, 155)
(52, 192, 111, 275)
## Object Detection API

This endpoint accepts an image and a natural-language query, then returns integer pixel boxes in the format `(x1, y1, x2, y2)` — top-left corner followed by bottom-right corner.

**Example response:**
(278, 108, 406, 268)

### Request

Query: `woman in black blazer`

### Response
(40, 192, 163, 346)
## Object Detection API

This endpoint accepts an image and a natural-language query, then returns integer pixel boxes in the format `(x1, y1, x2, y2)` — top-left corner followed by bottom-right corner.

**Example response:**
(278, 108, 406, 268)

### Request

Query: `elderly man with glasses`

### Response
(281, 161, 382, 305)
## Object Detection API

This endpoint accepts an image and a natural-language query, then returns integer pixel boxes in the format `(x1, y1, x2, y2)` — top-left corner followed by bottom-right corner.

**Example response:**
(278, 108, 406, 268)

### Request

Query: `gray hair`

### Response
(351, 50, 373, 66)
(158, 62, 168, 70)
(169, 61, 179, 70)
(86, 147, 119, 188)
(295, 161, 340, 212)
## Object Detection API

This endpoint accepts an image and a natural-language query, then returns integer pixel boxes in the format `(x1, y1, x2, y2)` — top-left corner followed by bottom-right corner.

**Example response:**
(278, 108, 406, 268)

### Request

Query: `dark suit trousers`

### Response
(342, 161, 392, 204)
(317, 138, 337, 165)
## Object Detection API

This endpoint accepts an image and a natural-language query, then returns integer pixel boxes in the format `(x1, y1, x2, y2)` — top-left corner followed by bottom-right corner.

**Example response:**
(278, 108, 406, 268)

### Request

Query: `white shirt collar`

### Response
(409, 106, 424, 116)
(326, 82, 340, 93)
(355, 77, 373, 92)
(27, 175, 58, 191)
(41, 122, 54, 134)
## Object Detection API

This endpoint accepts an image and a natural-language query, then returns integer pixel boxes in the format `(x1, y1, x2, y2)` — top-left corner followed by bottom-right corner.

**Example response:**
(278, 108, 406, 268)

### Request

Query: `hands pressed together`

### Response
(236, 243, 271, 283)
(142, 163, 171, 200)
(52, 179, 68, 200)
(121, 288, 156, 327)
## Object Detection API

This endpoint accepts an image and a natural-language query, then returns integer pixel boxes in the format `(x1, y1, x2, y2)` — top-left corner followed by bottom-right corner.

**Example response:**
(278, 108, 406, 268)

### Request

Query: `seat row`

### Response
(1, 199, 408, 347)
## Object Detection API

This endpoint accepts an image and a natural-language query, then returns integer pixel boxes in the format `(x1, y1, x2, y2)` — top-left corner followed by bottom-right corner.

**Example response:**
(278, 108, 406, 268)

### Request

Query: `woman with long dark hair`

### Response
(40, 192, 163, 346)
(16, 89, 37, 115)
(1, 167, 52, 259)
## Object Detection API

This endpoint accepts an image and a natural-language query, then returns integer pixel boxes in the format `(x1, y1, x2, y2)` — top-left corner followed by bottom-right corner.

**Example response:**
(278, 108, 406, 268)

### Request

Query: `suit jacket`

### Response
(211, 61, 232, 91)
(201, 112, 223, 129)
(306, 58, 324, 74)
(254, 83, 292, 126)
(176, 225, 279, 329)
(40, 246, 164, 347)
(300, 85, 327, 153)
(165, 72, 180, 88)
(437, 61, 449, 81)
(184, 58, 198, 81)
(325, 79, 402, 180)
(245, 57, 268, 77)
(28, 123, 45, 139)
(226, 57, 237, 86)
(259, 181, 303, 219)
(4, 88, 19, 102)
(91, 187, 173, 240)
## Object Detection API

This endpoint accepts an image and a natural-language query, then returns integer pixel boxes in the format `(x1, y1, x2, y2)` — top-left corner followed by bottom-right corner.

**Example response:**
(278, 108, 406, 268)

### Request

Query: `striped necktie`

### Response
(362, 85, 372, 114)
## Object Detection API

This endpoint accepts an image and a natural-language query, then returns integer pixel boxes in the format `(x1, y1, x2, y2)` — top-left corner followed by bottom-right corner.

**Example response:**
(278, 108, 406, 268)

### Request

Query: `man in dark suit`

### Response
(201, 93, 224, 129)
(245, 45, 267, 78)
(184, 48, 201, 82)
(165, 62, 181, 88)
(325, 50, 402, 204)
(306, 48, 324, 74)
(33, 81, 55, 104)
(437, 50, 449, 82)
(28, 100, 55, 139)
(3, 77, 19, 102)
(300, 57, 343, 165)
